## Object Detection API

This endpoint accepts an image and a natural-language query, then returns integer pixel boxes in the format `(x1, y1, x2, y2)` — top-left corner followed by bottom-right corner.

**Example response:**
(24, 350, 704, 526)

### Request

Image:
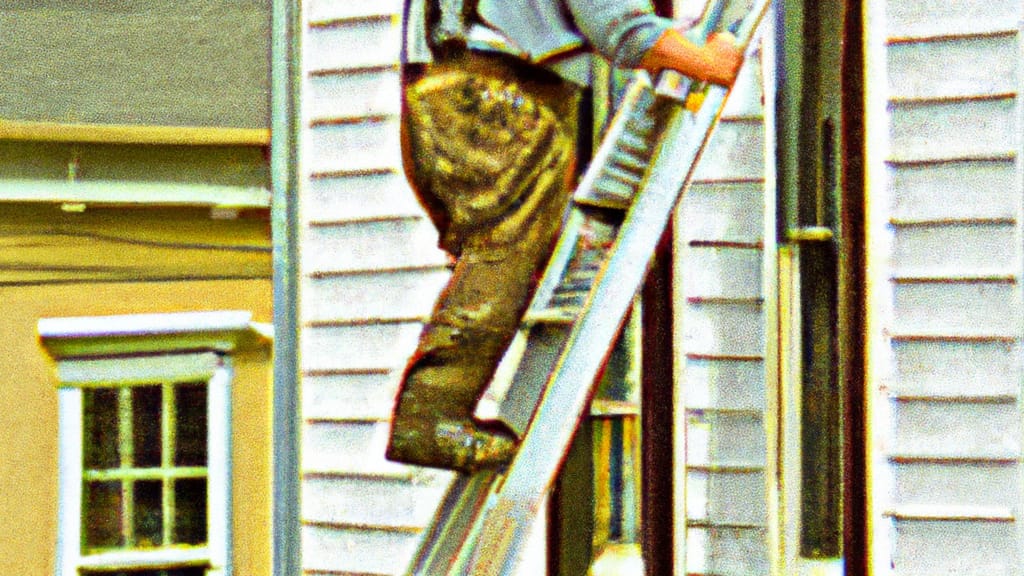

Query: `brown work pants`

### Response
(387, 50, 580, 470)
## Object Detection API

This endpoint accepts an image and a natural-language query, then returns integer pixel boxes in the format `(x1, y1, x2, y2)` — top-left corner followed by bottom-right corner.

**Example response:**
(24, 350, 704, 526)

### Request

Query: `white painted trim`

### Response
(56, 356, 232, 575)
(0, 179, 271, 209)
(1013, 15, 1024, 576)
(671, 196, 689, 576)
(46, 311, 253, 576)
(77, 547, 211, 569)
(758, 6, 783, 573)
(57, 353, 221, 387)
(778, 246, 804, 575)
(56, 388, 83, 576)
(208, 361, 234, 576)
(39, 311, 271, 359)
(863, 0, 895, 573)
(40, 311, 255, 342)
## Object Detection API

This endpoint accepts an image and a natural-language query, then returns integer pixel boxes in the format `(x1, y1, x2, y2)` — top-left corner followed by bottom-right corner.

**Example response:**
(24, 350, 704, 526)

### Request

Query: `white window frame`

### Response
(40, 311, 272, 576)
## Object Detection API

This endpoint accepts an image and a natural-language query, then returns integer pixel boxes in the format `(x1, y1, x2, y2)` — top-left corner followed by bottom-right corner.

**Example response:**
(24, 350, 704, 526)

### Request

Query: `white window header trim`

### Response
(39, 310, 272, 360)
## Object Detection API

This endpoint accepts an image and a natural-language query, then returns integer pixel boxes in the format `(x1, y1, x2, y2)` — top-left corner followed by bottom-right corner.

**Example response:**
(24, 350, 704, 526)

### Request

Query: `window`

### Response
(40, 311, 271, 576)
(58, 353, 230, 576)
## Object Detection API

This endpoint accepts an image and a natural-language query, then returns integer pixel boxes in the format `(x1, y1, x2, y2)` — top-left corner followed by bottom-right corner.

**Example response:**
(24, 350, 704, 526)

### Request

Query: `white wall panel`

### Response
(303, 269, 448, 323)
(305, 19, 401, 72)
(886, 0, 1018, 39)
(682, 247, 763, 299)
(302, 218, 447, 274)
(891, 222, 1016, 278)
(890, 160, 1018, 223)
(893, 462, 1018, 510)
(684, 358, 766, 411)
(686, 410, 767, 467)
(307, 0, 402, 23)
(683, 301, 764, 357)
(302, 372, 401, 421)
(302, 475, 450, 529)
(890, 340, 1020, 399)
(686, 470, 767, 524)
(889, 521, 1017, 575)
(306, 119, 403, 175)
(301, 323, 423, 373)
(305, 171, 426, 223)
(888, 35, 1018, 100)
(891, 282, 1018, 337)
(889, 97, 1016, 163)
(682, 182, 765, 243)
(692, 120, 765, 182)
(306, 68, 402, 122)
(890, 400, 1020, 459)
(302, 525, 421, 575)
(685, 527, 771, 575)
(302, 421, 409, 476)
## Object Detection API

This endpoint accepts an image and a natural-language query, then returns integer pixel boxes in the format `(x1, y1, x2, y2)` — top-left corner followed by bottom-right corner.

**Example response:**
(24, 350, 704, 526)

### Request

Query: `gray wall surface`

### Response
(0, 0, 270, 128)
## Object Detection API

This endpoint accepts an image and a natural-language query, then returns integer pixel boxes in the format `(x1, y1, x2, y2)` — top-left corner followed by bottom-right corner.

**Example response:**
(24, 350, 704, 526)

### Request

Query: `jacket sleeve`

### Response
(564, 0, 674, 68)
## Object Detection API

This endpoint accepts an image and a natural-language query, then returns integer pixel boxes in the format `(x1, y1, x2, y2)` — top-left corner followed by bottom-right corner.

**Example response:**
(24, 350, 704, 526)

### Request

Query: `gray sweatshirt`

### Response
(404, 0, 676, 85)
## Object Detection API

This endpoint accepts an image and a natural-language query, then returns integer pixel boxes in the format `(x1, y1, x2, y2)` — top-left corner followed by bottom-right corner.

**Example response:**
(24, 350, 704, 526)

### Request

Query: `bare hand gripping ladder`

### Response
(406, 2, 771, 574)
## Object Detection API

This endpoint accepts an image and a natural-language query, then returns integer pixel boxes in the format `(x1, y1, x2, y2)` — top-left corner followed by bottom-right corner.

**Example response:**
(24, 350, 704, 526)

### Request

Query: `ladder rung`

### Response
(608, 149, 649, 173)
(573, 194, 632, 211)
(592, 178, 640, 202)
(523, 307, 579, 325)
(602, 165, 643, 187)
(616, 130, 653, 155)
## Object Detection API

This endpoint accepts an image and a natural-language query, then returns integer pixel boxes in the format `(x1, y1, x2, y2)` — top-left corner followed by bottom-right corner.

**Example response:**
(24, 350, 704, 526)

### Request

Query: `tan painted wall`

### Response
(0, 278, 273, 576)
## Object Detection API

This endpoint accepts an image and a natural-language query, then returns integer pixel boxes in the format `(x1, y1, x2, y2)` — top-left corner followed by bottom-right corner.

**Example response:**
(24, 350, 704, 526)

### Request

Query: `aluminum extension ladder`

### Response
(406, 1, 771, 573)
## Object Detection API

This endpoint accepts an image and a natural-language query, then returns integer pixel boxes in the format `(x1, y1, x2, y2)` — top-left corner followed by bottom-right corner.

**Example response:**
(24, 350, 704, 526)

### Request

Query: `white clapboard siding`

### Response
(306, 171, 425, 223)
(307, 69, 403, 123)
(303, 372, 403, 422)
(303, 525, 422, 576)
(303, 269, 449, 324)
(887, 34, 1018, 101)
(889, 339, 1020, 400)
(890, 222, 1017, 279)
(299, 2, 457, 575)
(889, 97, 1016, 164)
(305, 119, 404, 176)
(301, 323, 424, 374)
(676, 45, 770, 575)
(306, 0, 402, 23)
(873, 1, 1024, 573)
(302, 218, 447, 274)
(886, 0, 1018, 41)
(305, 17, 401, 73)
(302, 474, 451, 529)
(302, 420, 413, 478)
(888, 521, 1017, 576)
(890, 159, 1018, 223)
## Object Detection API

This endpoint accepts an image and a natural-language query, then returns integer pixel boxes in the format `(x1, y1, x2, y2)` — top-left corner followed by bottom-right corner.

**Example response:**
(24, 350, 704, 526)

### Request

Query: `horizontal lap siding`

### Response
(677, 53, 770, 575)
(877, 1, 1023, 572)
(300, 2, 453, 574)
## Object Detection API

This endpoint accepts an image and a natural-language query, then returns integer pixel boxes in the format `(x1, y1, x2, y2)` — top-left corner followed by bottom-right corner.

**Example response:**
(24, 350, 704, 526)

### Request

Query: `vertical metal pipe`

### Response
(271, 0, 302, 572)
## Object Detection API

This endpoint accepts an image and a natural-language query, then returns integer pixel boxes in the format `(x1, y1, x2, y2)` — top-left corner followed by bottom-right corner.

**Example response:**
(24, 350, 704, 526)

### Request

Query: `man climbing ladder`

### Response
(396, 0, 772, 572)
(387, 0, 743, 474)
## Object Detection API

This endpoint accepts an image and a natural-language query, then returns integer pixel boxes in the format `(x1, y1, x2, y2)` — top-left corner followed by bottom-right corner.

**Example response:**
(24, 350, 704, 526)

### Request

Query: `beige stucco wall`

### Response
(0, 278, 273, 576)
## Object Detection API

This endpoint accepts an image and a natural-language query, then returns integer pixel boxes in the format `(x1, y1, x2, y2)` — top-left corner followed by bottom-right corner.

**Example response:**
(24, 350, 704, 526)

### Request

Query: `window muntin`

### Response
(81, 381, 210, 556)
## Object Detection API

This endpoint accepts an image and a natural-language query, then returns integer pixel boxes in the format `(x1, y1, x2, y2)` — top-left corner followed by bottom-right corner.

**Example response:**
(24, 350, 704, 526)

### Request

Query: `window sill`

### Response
(78, 546, 210, 571)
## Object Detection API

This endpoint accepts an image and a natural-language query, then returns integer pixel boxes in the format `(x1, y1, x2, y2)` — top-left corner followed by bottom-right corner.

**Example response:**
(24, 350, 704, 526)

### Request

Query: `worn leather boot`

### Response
(386, 323, 519, 474)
